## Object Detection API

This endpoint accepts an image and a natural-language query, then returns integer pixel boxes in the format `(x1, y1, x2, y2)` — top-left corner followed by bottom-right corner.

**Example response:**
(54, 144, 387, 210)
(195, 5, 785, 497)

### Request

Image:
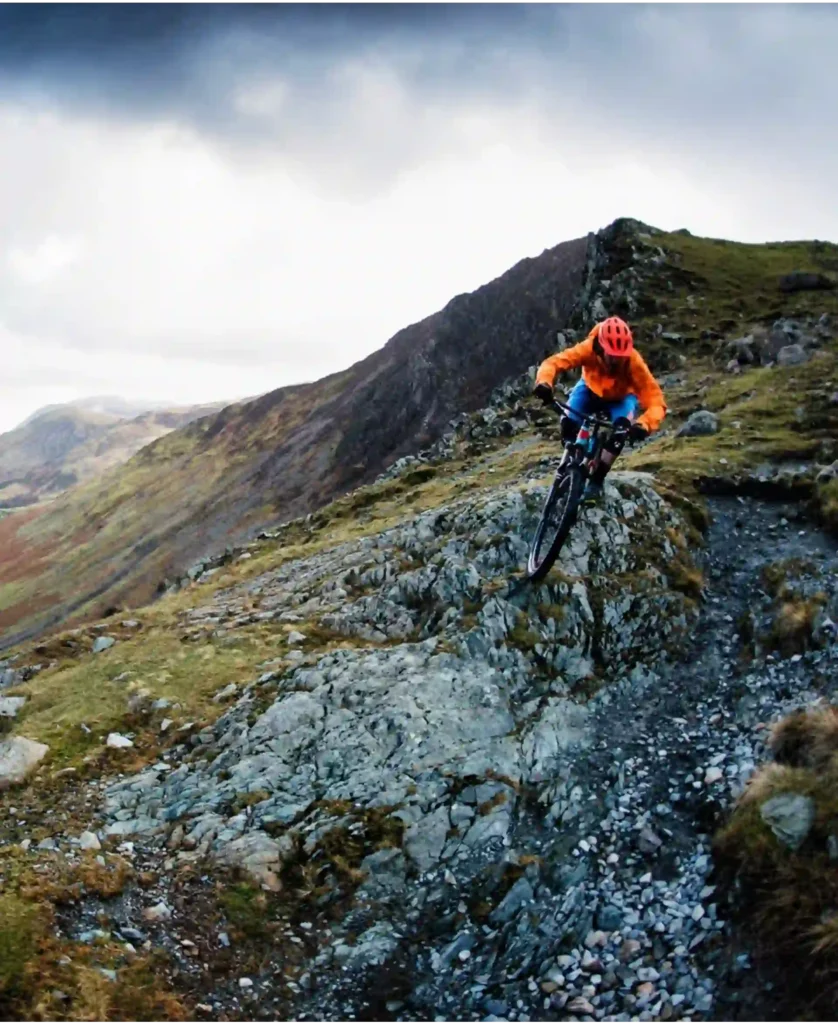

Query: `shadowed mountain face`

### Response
(0, 400, 231, 509)
(0, 234, 589, 647)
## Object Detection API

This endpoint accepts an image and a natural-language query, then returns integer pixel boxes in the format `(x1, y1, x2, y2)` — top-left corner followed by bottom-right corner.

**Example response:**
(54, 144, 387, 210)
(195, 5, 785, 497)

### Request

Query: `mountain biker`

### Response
(532, 316, 667, 503)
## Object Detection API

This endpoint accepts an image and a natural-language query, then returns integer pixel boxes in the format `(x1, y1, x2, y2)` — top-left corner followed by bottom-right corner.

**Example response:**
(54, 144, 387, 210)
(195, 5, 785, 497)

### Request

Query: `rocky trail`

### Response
(524, 495, 838, 1024)
(4, 479, 837, 1023)
(296, 496, 837, 1024)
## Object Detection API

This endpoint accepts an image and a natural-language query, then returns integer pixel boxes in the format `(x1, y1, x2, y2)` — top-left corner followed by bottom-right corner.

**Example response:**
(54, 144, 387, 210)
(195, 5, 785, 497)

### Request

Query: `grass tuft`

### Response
(715, 704, 838, 1018)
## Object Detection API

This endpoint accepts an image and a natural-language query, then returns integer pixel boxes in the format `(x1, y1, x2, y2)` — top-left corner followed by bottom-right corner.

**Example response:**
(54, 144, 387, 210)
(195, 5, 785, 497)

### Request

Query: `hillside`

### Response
(0, 399, 232, 510)
(0, 233, 589, 648)
(0, 217, 837, 1019)
(2, 220, 838, 653)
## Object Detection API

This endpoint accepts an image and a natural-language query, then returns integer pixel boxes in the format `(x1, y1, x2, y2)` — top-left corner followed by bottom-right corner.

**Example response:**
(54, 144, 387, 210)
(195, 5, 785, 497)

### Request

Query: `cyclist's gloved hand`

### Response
(629, 423, 649, 442)
(533, 382, 554, 405)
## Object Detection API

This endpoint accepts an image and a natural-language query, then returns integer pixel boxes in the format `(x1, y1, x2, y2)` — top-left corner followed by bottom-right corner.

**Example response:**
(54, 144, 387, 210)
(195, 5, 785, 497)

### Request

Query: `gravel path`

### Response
(301, 496, 838, 1023)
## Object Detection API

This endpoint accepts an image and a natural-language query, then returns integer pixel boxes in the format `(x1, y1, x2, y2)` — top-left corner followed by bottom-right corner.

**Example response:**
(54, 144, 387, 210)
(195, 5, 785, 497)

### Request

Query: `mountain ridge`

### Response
(0, 230, 590, 647)
(16, 395, 179, 429)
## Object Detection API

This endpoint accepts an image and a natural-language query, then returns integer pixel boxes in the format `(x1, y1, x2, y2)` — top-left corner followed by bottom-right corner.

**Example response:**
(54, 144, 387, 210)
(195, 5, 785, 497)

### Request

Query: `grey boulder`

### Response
(760, 793, 815, 850)
(677, 410, 719, 437)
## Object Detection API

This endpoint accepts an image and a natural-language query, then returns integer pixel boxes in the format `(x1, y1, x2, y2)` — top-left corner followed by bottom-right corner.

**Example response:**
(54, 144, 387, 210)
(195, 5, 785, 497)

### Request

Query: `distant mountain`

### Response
(16, 395, 174, 429)
(0, 399, 234, 509)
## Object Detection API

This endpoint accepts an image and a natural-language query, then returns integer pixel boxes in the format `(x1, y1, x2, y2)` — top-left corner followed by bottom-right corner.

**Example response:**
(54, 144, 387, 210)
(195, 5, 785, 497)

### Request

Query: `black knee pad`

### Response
(560, 415, 580, 443)
(604, 416, 631, 455)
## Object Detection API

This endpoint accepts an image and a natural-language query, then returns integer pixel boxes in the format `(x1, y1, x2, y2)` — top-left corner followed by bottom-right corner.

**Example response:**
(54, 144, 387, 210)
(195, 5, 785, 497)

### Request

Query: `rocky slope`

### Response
(2, 219, 837, 651)
(1, 458, 836, 1021)
(1, 217, 838, 1020)
(0, 233, 588, 649)
(0, 398, 230, 509)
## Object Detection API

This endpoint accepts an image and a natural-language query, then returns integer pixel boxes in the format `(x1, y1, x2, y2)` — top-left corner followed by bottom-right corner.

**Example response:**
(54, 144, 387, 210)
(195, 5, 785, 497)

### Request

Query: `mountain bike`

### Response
(526, 393, 633, 583)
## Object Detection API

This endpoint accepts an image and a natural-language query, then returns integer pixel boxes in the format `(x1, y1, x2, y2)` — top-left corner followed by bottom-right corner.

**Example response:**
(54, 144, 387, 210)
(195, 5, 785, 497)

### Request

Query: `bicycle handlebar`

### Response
(549, 396, 614, 430)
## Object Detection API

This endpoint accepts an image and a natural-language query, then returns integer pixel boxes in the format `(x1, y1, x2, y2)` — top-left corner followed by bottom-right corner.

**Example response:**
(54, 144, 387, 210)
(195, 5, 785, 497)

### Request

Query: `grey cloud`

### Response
(1, 5, 836, 197)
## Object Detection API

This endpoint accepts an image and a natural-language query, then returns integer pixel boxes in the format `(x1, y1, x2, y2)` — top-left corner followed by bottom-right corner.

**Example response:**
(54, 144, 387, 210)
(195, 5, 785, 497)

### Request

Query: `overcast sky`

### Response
(0, 3, 836, 433)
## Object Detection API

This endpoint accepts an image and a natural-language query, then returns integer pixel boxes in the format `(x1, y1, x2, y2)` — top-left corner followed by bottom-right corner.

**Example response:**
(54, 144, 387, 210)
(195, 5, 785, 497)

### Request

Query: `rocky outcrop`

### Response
(723, 314, 833, 369)
(677, 411, 720, 438)
(94, 471, 706, 1019)
(778, 271, 836, 293)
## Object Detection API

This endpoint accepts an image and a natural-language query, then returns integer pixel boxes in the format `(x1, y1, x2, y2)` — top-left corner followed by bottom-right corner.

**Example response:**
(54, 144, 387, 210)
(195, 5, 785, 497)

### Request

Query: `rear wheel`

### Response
(526, 464, 584, 582)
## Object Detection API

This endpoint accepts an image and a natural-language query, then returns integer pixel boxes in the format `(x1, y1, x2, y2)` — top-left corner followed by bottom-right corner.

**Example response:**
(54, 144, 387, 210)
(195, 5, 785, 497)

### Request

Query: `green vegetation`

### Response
(626, 346, 838, 505)
(818, 477, 838, 534)
(0, 894, 39, 1001)
(220, 882, 274, 940)
(613, 228, 838, 510)
(632, 231, 838, 360)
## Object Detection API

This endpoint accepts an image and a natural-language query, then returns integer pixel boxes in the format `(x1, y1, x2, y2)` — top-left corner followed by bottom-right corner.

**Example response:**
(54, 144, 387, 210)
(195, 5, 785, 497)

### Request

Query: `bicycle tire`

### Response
(526, 464, 584, 583)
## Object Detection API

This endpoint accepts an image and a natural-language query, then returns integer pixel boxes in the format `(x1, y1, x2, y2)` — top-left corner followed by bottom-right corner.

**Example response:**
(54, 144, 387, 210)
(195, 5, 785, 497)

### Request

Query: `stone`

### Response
(89, 465, 709, 1002)
(726, 336, 756, 364)
(93, 637, 116, 654)
(216, 831, 296, 891)
(286, 631, 307, 645)
(0, 696, 26, 718)
(489, 877, 534, 925)
(0, 736, 49, 788)
(359, 848, 407, 898)
(596, 905, 623, 932)
(567, 996, 595, 1015)
(637, 827, 663, 853)
(213, 683, 238, 703)
(107, 733, 134, 749)
(142, 902, 172, 923)
(817, 461, 838, 484)
(776, 344, 808, 367)
(704, 767, 723, 785)
(79, 830, 102, 851)
(760, 793, 815, 850)
(677, 410, 719, 437)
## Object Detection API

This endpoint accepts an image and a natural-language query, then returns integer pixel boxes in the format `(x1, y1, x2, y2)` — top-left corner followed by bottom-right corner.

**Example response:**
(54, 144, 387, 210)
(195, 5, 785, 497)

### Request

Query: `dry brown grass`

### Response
(760, 558, 820, 600)
(0, 878, 188, 1022)
(668, 560, 705, 601)
(769, 706, 838, 774)
(715, 704, 838, 1017)
(769, 595, 827, 656)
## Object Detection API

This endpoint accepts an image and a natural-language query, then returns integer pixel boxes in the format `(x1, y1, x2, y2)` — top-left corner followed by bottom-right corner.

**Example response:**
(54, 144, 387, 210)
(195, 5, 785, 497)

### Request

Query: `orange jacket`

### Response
(535, 326, 667, 432)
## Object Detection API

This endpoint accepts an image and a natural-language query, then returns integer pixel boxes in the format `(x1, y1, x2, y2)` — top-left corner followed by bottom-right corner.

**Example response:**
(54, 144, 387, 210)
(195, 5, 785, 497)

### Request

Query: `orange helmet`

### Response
(597, 316, 634, 356)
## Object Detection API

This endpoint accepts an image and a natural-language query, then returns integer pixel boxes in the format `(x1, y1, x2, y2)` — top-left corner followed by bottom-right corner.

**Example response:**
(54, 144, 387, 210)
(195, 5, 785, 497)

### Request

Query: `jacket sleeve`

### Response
(535, 336, 594, 387)
(632, 355, 668, 432)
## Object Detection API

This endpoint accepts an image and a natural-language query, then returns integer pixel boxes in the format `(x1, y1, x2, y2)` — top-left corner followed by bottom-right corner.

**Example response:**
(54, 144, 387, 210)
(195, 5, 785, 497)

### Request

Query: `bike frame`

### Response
(549, 396, 615, 477)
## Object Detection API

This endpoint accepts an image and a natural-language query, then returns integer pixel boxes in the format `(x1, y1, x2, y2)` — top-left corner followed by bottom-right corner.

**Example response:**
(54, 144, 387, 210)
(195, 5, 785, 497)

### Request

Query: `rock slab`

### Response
(0, 736, 49, 788)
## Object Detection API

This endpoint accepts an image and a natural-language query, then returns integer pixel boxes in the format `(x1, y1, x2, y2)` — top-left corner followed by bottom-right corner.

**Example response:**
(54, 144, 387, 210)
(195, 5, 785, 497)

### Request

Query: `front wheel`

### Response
(526, 464, 584, 583)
